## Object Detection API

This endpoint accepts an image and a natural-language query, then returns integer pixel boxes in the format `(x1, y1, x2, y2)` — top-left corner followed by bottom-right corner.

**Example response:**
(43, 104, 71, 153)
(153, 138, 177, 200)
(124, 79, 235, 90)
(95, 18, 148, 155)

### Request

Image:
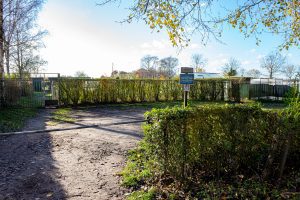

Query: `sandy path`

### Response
(0, 107, 146, 200)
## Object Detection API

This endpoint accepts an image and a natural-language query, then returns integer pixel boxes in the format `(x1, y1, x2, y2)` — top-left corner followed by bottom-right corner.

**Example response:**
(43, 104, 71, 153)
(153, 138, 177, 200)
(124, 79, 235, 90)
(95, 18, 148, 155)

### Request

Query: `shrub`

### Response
(4, 80, 21, 104)
(58, 79, 231, 106)
(143, 104, 300, 183)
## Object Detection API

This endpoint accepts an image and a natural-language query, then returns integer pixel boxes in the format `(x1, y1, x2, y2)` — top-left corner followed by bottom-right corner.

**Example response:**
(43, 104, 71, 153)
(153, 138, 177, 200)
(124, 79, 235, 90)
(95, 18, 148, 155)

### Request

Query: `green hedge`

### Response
(58, 79, 230, 105)
(144, 105, 300, 182)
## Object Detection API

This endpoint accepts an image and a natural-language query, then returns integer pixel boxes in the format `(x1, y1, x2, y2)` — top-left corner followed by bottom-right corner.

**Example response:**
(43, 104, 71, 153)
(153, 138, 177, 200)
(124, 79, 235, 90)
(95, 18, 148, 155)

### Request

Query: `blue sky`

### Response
(38, 0, 300, 77)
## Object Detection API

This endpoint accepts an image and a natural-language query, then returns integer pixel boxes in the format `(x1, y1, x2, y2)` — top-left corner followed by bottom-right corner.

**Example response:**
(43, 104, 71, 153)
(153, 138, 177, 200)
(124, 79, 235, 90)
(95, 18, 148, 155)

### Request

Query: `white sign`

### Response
(183, 84, 190, 92)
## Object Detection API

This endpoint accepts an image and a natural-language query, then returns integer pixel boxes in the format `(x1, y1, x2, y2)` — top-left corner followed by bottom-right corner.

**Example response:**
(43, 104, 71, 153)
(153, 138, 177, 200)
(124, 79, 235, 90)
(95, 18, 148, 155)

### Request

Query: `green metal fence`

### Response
(2, 75, 60, 108)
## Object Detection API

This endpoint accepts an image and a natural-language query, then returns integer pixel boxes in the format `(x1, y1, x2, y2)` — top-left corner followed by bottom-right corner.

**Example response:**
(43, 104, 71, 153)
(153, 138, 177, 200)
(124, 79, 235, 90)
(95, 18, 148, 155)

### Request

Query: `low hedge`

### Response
(144, 104, 300, 182)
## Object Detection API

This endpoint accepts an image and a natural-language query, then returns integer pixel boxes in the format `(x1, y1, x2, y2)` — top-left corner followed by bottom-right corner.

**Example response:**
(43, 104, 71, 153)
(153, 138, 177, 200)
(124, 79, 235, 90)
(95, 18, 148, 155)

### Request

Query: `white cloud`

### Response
(189, 43, 200, 50)
(200, 2, 207, 7)
(241, 60, 251, 65)
(257, 54, 264, 59)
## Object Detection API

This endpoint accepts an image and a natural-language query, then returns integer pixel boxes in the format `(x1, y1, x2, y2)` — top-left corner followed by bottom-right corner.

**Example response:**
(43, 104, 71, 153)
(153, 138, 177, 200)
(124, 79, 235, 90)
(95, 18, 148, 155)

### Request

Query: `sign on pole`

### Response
(181, 67, 194, 74)
(183, 84, 190, 92)
(179, 68, 194, 107)
(180, 74, 194, 85)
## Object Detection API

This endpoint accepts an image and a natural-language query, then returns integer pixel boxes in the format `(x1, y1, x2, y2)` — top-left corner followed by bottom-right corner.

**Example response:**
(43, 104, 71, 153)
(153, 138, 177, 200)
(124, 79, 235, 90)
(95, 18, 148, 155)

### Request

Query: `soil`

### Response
(0, 107, 147, 200)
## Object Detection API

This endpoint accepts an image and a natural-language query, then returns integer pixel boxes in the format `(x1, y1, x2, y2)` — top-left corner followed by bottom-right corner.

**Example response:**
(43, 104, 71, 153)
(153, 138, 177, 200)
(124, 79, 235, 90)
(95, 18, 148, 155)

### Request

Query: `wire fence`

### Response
(0, 73, 60, 108)
(0, 77, 298, 108)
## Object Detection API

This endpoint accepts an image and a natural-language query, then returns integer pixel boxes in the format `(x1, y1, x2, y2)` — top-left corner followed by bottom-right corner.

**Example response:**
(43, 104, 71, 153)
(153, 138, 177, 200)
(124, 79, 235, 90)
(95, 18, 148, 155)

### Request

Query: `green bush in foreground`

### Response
(123, 104, 299, 199)
(144, 104, 299, 181)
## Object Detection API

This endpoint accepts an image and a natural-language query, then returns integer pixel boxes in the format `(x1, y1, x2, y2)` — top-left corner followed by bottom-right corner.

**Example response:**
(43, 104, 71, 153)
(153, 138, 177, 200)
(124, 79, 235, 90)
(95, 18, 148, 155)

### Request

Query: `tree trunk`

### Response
(5, 44, 10, 76)
(0, 0, 4, 107)
(270, 69, 273, 79)
(279, 132, 292, 180)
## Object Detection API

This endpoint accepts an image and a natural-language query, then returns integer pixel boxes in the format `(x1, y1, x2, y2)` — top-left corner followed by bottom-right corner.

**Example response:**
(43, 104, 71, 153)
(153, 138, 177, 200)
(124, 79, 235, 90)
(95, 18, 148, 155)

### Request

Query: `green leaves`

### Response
(58, 79, 229, 106)
(143, 104, 300, 182)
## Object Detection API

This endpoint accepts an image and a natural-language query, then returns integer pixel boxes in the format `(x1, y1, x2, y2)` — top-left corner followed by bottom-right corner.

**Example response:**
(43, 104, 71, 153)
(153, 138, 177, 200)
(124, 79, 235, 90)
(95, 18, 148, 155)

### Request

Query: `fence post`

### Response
(58, 73, 61, 106)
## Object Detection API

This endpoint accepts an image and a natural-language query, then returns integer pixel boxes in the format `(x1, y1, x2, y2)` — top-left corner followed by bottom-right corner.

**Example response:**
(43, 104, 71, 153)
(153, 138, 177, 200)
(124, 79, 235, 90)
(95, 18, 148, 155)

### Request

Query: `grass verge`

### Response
(120, 143, 152, 188)
(0, 108, 37, 133)
(47, 108, 75, 126)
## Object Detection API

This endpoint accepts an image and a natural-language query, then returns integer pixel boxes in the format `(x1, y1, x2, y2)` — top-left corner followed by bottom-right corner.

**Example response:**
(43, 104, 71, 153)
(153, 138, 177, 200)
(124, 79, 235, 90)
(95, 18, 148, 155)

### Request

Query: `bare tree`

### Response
(296, 71, 300, 80)
(74, 71, 88, 78)
(4, 0, 46, 77)
(191, 54, 207, 72)
(140, 55, 159, 78)
(247, 69, 261, 78)
(260, 52, 286, 79)
(282, 64, 297, 80)
(239, 67, 246, 77)
(222, 58, 240, 77)
(141, 55, 158, 71)
(159, 57, 178, 79)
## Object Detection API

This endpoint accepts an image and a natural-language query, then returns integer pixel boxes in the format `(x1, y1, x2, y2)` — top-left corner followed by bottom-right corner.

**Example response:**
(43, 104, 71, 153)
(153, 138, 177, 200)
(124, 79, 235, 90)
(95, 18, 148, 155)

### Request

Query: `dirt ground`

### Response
(0, 107, 147, 200)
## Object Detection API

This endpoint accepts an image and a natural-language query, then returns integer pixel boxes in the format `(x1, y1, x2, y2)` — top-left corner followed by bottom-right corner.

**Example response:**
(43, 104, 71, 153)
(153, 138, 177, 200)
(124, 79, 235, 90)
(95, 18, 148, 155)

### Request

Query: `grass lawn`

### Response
(0, 108, 37, 133)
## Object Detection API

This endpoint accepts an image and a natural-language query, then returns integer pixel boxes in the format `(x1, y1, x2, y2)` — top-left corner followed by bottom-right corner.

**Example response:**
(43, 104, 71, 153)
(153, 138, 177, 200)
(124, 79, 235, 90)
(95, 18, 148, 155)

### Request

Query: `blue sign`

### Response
(180, 74, 194, 84)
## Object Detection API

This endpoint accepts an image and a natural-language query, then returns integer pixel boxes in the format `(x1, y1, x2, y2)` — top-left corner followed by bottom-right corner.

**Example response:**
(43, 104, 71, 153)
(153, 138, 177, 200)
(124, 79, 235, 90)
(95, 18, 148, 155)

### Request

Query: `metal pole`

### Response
(184, 91, 188, 107)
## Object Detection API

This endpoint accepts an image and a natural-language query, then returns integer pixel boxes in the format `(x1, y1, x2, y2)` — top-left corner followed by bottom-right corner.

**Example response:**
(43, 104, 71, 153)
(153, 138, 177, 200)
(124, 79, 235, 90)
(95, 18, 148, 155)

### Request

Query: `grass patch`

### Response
(47, 108, 75, 126)
(120, 143, 152, 188)
(120, 143, 157, 199)
(127, 188, 156, 200)
(0, 108, 37, 133)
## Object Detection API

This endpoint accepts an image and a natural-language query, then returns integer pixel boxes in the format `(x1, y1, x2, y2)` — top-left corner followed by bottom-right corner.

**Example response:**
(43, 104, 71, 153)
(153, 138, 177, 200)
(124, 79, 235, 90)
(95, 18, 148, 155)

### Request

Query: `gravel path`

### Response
(0, 107, 146, 200)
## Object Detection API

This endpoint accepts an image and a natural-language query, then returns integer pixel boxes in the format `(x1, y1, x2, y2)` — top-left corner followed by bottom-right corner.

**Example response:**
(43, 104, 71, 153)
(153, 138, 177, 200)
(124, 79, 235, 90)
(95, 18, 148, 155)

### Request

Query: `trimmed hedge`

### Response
(58, 79, 230, 106)
(144, 105, 300, 182)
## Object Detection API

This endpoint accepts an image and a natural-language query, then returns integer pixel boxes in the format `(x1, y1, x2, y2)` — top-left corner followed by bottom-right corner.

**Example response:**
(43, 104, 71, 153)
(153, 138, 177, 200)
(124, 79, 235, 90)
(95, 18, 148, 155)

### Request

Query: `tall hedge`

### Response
(144, 105, 300, 182)
(58, 79, 229, 105)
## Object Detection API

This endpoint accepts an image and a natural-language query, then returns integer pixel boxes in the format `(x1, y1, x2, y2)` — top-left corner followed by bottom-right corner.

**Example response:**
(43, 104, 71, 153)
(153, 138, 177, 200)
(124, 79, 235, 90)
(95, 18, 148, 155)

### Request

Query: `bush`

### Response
(4, 80, 21, 104)
(58, 79, 231, 106)
(143, 104, 300, 182)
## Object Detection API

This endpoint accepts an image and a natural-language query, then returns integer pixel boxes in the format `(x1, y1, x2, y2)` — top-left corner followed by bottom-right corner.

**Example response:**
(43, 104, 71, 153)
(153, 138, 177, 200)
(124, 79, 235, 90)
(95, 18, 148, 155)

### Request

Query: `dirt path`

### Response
(0, 107, 147, 200)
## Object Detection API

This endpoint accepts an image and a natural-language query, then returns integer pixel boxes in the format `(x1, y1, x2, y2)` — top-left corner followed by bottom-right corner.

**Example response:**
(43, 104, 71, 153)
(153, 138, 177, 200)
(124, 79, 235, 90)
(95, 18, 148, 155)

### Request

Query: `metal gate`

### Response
(3, 73, 60, 108)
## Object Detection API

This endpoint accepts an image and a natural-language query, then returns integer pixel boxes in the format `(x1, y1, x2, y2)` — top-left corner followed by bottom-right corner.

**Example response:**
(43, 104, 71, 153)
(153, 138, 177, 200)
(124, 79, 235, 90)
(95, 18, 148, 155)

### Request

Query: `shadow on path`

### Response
(0, 110, 67, 199)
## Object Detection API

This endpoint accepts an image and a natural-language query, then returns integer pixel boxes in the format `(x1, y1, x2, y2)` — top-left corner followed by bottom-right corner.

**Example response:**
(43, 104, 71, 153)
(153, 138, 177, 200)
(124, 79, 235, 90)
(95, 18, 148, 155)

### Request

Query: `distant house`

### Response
(194, 72, 223, 79)
(135, 68, 154, 79)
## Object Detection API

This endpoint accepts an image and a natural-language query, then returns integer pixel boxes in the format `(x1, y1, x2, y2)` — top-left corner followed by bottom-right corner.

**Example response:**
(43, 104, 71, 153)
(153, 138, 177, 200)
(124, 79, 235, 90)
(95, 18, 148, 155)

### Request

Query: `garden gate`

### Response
(3, 73, 60, 108)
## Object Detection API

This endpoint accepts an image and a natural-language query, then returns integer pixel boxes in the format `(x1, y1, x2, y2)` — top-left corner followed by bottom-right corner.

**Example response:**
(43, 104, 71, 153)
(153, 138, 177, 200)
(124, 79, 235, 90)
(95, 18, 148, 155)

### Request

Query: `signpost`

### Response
(180, 67, 194, 107)
(180, 74, 194, 84)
